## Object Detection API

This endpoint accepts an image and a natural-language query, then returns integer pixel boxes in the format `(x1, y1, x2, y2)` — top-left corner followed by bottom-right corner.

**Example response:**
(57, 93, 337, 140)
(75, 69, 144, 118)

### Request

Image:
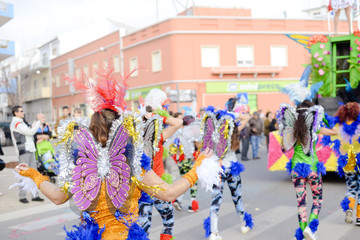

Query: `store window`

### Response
(113, 55, 120, 72)
(152, 50, 162, 72)
(270, 46, 288, 67)
(201, 46, 220, 68)
(129, 57, 138, 77)
(236, 46, 254, 66)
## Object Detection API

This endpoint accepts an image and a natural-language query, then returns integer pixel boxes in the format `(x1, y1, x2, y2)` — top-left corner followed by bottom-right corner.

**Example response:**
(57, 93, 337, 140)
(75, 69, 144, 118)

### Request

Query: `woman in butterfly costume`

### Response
(137, 89, 182, 240)
(13, 67, 221, 240)
(279, 82, 337, 240)
(322, 101, 360, 225)
(202, 97, 254, 240)
(165, 115, 202, 213)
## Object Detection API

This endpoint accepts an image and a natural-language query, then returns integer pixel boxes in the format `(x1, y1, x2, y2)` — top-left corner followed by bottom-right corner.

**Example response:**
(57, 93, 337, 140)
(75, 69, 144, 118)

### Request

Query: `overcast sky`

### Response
(1, 0, 318, 54)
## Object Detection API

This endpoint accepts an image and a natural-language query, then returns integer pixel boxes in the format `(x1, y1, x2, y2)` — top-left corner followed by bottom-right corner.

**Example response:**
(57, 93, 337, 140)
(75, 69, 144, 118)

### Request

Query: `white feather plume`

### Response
(9, 171, 39, 197)
(196, 155, 223, 192)
(144, 89, 167, 111)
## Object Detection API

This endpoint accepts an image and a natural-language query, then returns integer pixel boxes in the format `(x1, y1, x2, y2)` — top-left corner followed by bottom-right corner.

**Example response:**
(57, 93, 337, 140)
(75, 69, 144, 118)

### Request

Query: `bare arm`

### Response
(162, 117, 183, 141)
(237, 114, 250, 132)
(319, 127, 338, 136)
(141, 148, 212, 202)
(141, 170, 191, 202)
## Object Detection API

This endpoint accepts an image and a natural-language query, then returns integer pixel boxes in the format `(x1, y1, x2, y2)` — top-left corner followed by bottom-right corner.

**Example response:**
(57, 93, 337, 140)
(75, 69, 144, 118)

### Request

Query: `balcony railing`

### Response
(211, 65, 283, 78)
(0, 2, 13, 26)
(0, 39, 14, 61)
(24, 87, 51, 102)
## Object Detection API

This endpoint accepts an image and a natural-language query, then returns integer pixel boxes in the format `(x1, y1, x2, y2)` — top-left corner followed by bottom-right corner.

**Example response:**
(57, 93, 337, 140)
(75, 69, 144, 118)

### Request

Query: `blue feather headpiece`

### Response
(281, 81, 323, 106)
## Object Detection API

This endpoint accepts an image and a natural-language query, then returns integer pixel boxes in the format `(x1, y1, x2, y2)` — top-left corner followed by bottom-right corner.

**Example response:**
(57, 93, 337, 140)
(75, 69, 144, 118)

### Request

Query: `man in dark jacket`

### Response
(249, 112, 263, 159)
(240, 117, 251, 161)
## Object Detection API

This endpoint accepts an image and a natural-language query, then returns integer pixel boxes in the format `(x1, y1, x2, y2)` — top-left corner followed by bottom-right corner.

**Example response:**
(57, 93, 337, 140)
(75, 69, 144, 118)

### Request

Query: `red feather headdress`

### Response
(74, 65, 130, 113)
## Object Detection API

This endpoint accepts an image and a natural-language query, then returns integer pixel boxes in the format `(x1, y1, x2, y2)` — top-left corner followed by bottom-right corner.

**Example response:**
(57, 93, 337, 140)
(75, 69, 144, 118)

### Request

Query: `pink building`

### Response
(122, 7, 350, 114)
(51, 31, 122, 120)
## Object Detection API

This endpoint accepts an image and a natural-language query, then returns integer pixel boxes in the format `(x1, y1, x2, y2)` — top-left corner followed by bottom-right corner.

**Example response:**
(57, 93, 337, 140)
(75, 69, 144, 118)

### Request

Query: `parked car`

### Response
(0, 121, 13, 146)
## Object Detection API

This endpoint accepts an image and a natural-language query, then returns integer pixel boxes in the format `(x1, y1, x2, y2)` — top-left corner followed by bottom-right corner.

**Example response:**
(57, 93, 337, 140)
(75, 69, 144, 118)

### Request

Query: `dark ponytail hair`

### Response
(231, 126, 240, 152)
(335, 102, 359, 123)
(293, 100, 314, 147)
(89, 108, 119, 147)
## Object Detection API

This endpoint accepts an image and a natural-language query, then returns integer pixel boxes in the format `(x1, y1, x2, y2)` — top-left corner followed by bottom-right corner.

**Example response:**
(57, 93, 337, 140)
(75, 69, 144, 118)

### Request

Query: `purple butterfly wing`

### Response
(71, 128, 101, 211)
(106, 124, 132, 209)
(202, 116, 215, 151)
(216, 119, 228, 158)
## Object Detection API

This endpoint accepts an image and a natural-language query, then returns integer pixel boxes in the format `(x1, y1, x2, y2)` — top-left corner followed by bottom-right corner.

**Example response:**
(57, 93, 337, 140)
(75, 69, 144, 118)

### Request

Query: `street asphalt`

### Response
(0, 143, 359, 239)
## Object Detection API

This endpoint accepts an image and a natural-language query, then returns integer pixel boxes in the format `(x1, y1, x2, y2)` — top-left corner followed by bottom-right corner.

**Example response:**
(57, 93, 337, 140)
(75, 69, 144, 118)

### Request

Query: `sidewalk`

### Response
(0, 146, 50, 214)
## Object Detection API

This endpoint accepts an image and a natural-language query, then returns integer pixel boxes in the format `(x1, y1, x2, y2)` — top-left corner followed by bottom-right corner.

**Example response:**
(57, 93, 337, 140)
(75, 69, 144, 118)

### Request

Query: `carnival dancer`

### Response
(202, 99, 253, 240)
(279, 82, 337, 240)
(138, 88, 182, 240)
(327, 102, 360, 225)
(165, 115, 202, 213)
(12, 67, 222, 240)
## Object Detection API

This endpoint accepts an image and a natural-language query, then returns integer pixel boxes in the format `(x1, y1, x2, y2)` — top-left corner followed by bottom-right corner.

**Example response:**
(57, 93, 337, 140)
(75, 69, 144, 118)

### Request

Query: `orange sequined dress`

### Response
(89, 182, 141, 240)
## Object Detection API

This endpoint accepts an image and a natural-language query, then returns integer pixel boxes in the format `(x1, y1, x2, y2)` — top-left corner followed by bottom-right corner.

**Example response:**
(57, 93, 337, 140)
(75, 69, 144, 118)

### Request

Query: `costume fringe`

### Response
(64, 212, 105, 240)
(316, 162, 327, 176)
(293, 163, 312, 178)
(340, 196, 350, 212)
(230, 161, 245, 176)
(244, 212, 254, 229)
(126, 223, 149, 240)
(141, 153, 151, 171)
(309, 219, 319, 233)
(203, 216, 211, 238)
(294, 227, 304, 240)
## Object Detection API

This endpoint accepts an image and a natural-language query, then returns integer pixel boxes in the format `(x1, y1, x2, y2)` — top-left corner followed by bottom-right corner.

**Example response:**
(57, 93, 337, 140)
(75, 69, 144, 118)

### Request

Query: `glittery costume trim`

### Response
(20, 167, 50, 188)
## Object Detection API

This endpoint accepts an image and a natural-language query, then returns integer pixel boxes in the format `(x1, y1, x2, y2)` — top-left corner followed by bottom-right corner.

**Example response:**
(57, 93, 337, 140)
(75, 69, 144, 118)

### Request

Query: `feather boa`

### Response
(203, 216, 211, 238)
(230, 161, 245, 176)
(64, 212, 105, 240)
(293, 163, 312, 178)
(342, 117, 360, 138)
(244, 212, 254, 229)
(196, 155, 223, 192)
(126, 223, 149, 240)
(337, 154, 348, 177)
(295, 227, 304, 240)
(139, 191, 155, 204)
(285, 159, 292, 175)
(309, 219, 319, 233)
(320, 135, 332, 147)
(205, 106, 216, 113)
(316, 162, 327, 176)
(141, 153, 151, 171)
(340, 196, 350, 212)
(356, 153, 360, 168)
(9, 171, 38, 198)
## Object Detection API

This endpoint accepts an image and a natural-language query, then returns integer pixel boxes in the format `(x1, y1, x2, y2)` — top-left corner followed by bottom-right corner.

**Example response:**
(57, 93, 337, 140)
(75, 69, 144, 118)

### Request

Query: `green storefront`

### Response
(206, 80, 298, 111)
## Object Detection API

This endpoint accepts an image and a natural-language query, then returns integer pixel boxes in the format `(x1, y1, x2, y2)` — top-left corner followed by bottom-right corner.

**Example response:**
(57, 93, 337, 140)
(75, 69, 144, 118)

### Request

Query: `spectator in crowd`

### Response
(264, 111, 274, 151)
(174, 112, 183, 119)
(268, 117, 278, 133)
(258, 109, 265, 120)
(240, 117, 251, 161)
(54, 106, 70, 135)
(73, 108, 82, 118)
(198, 107, 205, 119)
(10, 106, 44, 203)
(249, 112, 263, 160)
(35, 113, 52, 144)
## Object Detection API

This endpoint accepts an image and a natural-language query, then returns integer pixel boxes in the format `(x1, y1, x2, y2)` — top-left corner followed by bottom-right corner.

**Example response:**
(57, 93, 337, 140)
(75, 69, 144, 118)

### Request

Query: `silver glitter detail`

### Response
(144, 114, 163, 154)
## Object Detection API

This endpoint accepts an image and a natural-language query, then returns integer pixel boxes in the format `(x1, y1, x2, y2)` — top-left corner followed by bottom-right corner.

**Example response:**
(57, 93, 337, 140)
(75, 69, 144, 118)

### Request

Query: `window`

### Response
(201, 46, 220, 68)
(55, 75, 60, 87)
(42, 52, 48, 66)
(33, 80, 37, 89)
(129, 57, 138, 77)
(236, 46, 254, 66)
(93, 62, 98, 78)
(83, 65, 89, 76)
(43, 77, 47, 87)
(270, 46, 287, 67)
(76, 68, 81, 79)
(113, 55, 120, 72)
(103, 59, 108, 68)
(52, 48, 57, 56)
(152, 50, 162, 72)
